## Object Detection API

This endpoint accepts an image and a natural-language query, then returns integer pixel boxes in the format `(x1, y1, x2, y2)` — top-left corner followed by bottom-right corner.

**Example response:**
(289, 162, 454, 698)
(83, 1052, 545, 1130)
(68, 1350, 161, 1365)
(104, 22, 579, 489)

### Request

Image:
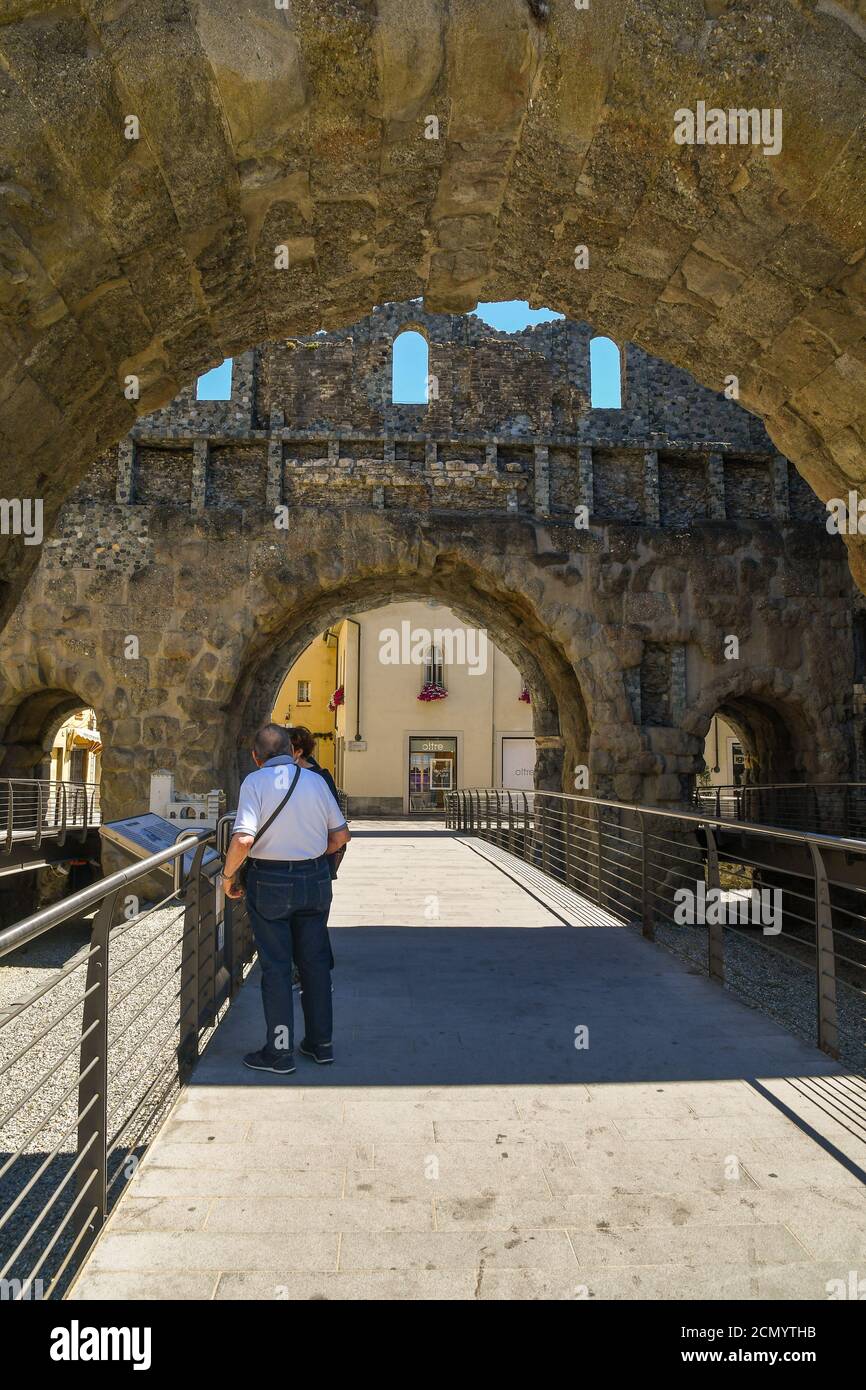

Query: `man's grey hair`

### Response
(253, 723, 291, 761)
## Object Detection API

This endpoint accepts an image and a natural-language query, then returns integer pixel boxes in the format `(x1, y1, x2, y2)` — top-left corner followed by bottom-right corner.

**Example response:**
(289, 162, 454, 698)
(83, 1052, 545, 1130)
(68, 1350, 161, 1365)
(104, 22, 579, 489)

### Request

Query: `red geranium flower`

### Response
(417, 682, 448, 702)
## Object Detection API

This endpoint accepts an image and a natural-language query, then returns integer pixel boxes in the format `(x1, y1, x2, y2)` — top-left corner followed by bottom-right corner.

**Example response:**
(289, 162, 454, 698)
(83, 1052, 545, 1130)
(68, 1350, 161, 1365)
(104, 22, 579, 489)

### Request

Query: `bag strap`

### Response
(249, 764, 301, 850)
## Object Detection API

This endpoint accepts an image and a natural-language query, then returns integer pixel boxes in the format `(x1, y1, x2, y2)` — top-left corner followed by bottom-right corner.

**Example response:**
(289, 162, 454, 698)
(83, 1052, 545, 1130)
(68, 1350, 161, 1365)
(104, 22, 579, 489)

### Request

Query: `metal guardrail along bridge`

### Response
(693, 781, 866, 839)
(0, 779, 101, 873)
(445, 788, 866, 1064)
(0, 816, 253, 1301)
(1, 785, 865, 1299)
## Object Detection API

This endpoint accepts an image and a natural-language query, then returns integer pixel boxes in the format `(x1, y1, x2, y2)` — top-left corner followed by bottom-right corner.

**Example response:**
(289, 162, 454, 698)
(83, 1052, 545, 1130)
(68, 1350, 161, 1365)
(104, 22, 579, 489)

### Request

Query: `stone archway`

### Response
(1, 1, 865, 632)
(712, 696, 802, 785)
(224, 564, 593, 807)
(684, 678, 851, 788)
(0, 687, 94, 780)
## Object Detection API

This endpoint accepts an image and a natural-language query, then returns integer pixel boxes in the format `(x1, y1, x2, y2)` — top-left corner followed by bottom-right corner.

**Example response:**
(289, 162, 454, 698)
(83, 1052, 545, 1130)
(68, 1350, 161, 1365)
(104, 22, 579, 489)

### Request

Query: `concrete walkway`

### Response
(70, 825, 866, 1301)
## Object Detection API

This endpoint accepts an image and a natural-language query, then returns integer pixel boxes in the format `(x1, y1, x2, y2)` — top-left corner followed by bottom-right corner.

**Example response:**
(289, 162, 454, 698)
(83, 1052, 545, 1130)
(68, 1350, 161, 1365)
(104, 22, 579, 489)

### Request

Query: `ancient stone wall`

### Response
(0, 308, 858, 823)
(60, 308, 825, 558)
(125, 304, 779, 446)
(1, 512, 857, 824)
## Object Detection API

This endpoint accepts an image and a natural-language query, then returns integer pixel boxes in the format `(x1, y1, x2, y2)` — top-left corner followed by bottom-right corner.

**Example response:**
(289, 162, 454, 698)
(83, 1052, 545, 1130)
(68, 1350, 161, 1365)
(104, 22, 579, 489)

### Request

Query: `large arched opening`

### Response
(0, 688, 104, 924)
(270, 598, 540, 815)
(687, 678, 854, 831)
(0, 688, 101, 783)
(223, 567, 592, 810)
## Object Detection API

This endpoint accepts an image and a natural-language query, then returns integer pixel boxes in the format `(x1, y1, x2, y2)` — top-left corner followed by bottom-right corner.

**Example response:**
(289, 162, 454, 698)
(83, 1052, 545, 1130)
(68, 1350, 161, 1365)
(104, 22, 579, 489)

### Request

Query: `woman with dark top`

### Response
(289, 726, 340, 802)
(287, 727, 343, 977)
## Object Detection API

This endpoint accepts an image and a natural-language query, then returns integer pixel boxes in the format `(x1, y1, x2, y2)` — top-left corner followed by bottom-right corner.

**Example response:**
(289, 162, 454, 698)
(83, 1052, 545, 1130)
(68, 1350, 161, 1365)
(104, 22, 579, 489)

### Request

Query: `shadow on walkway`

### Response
(191, 925, 842, 1090)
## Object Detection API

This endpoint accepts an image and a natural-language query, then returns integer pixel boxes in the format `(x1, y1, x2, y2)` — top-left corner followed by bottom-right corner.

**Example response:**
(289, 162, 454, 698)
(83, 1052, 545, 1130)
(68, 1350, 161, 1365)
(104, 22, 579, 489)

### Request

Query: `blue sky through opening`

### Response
(392, 330, 429, 403)
(589, 336, 622, 409)
(195, 302, 622, 409)
(196, 358, 233, 400)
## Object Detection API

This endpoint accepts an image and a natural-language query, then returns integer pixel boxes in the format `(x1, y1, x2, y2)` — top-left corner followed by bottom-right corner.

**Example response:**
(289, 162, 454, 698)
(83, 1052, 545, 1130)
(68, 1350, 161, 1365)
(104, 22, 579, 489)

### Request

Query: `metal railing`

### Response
(0, 824, 254, 1300)
(693, 782, 866, 839)
(446, 788, 866, 1067)
(0, 779, 101, 853)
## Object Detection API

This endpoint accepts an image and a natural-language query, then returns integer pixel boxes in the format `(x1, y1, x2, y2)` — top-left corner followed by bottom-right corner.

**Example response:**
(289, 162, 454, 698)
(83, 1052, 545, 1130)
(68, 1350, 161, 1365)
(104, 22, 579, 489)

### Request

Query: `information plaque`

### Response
(100, 813, 221, 878)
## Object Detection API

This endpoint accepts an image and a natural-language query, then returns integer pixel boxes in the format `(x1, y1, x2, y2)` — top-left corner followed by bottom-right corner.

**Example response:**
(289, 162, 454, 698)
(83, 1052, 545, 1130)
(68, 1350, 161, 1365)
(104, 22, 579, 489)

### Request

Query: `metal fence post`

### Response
(808, 842, 839, 1058)
(594, 804, 602, 906)
(640, 812, 654, 939)
(705, 825, 724, 983)
(178, 846, 202, 1079)
(56, 783, 67, 847)
(74, 889, 117, 1253)
(194, 843, 218, 1028)
(4, 781, 12, 853)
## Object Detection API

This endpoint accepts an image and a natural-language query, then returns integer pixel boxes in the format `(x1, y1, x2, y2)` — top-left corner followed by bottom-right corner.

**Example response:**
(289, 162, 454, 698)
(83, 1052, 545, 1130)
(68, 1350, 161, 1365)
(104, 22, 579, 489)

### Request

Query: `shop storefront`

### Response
(408, 736, 457, 812)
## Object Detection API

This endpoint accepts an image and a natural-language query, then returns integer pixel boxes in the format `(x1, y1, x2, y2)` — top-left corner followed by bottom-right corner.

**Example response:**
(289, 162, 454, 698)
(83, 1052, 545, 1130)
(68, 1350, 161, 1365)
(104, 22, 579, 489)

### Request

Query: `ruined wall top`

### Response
(135, 303, 772, 452)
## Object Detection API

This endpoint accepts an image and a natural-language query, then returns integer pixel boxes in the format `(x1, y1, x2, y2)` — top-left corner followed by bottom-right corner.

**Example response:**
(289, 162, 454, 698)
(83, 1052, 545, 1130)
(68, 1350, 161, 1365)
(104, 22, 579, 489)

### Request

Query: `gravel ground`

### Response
(643, 922, 866, 1077)
(0, 894, 196, 1299)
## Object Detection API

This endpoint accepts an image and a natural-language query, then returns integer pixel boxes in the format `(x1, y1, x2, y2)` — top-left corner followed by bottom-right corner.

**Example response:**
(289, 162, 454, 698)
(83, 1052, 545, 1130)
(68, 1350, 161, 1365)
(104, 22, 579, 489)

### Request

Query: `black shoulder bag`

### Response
(235, 765, 301, 893)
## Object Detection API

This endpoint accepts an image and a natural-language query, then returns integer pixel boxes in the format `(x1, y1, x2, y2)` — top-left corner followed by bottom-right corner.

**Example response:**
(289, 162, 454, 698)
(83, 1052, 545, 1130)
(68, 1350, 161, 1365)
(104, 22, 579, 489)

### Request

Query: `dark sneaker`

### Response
(243, 1048, 296, 1074)
(299, 1038, 334, 1065)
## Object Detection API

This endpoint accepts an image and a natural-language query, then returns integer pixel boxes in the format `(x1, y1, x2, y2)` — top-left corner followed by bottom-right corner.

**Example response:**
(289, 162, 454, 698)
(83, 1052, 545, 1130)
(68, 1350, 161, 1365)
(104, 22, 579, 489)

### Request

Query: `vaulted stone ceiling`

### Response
(0, 0, 864, 626)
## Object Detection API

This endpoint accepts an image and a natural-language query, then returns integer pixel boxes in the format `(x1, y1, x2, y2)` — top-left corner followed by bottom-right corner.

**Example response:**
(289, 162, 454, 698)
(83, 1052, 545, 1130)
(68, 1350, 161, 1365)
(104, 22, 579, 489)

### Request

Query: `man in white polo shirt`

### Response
(223, 723, 350, 1073)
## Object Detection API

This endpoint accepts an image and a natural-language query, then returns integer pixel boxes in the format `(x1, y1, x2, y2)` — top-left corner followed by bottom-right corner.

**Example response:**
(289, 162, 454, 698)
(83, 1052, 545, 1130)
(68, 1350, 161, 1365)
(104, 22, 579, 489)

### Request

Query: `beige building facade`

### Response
(701, 714, 746, 788)
(273, 601, 534, 815)
(43, 708, 102, 789)
(272, 628, 340, 777)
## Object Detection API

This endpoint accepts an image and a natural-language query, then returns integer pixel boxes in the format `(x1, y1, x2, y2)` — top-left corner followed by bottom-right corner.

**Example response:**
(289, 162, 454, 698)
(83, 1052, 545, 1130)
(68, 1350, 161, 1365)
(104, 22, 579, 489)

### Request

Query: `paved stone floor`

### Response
(70, 825, 866, 1301)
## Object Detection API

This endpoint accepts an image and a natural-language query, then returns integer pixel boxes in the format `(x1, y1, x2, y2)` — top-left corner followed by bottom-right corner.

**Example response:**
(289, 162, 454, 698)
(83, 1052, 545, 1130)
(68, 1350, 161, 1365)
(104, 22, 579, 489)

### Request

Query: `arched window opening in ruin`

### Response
(391, 331, 429, 405)
(590, 336, 622, 409)
(196, 358, 233, 401)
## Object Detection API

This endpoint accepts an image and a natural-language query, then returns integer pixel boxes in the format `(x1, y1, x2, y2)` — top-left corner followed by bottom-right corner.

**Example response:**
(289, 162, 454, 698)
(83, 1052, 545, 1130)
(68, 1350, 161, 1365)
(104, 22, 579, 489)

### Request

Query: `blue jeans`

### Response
(246, 857, 333, 1054)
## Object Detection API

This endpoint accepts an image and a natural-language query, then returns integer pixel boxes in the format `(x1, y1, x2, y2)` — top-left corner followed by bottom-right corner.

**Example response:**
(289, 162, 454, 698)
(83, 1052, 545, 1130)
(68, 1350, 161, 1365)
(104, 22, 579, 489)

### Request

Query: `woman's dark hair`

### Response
(287, 725, 316, 758)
